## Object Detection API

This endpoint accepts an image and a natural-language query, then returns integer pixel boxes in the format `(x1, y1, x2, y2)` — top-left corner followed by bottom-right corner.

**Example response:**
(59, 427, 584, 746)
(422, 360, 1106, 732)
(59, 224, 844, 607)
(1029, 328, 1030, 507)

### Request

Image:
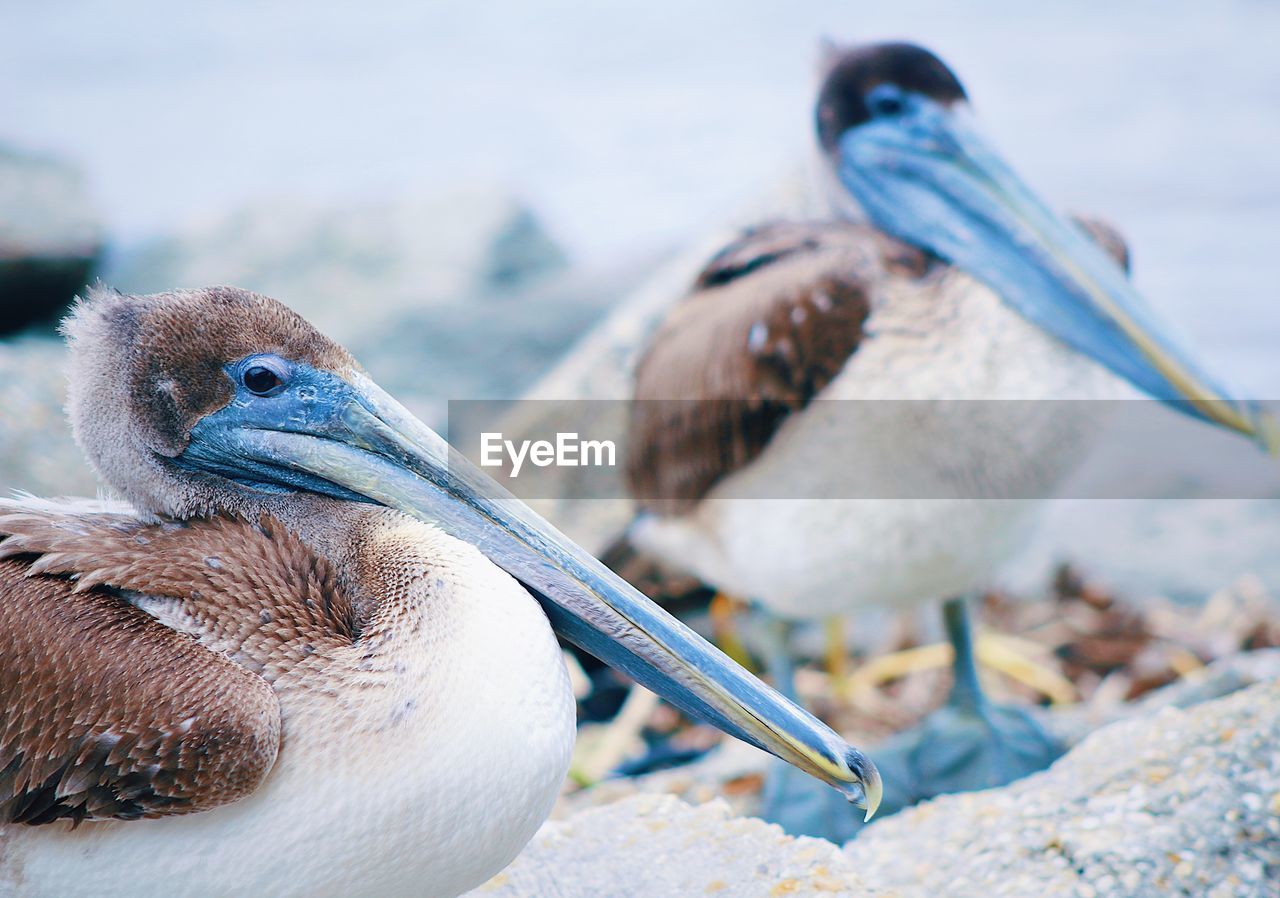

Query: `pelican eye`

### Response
(242, 363, 287, 397)
(866, 85, 905, 118)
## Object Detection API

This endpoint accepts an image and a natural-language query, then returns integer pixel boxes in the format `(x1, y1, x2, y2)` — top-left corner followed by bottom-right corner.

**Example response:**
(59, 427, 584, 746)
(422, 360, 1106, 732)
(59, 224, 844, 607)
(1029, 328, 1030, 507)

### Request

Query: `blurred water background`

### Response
(3, 0, 1279, 598)
(7, 0, 1280, 385)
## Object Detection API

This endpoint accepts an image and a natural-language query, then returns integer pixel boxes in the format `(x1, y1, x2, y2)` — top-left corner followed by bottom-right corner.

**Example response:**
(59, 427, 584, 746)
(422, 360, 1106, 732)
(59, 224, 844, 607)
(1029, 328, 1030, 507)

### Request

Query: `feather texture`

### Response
(0, 502, 357, 825)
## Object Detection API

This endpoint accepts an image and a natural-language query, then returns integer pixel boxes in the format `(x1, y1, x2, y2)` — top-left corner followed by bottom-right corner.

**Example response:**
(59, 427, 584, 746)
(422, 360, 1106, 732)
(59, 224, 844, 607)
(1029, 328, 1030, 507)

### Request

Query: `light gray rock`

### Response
(0, 145, 102, 335)
(469, 793, 878, 898)
(474, 672, 1280, 898)
(846, 675, 1280, 898)
(1004, 495, 1280, 605)
(551, 651, 1280, 830)
(1044, 647, 1280, 746)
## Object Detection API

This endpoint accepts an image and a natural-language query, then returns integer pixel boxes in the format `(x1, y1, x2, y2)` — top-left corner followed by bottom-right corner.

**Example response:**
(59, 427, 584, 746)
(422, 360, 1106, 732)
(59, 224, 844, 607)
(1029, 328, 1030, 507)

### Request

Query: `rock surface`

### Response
(554, 650, 1280, 817)
(0, 145, 102, 335)
(846, 676, 1280, 898)
(471, 793, 878, 898)
(474, 672, 1280, 898)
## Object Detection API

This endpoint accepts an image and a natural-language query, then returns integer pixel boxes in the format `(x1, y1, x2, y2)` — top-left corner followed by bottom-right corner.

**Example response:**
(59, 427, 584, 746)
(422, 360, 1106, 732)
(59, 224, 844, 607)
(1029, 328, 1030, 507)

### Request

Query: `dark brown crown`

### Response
(816, 42, 968, 152)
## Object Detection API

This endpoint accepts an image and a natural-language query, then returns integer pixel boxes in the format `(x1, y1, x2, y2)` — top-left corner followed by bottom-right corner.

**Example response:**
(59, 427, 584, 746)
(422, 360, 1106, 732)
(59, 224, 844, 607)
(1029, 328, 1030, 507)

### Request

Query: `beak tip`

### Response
(845, 749, 883, 822)
(861, 775, 883, 822)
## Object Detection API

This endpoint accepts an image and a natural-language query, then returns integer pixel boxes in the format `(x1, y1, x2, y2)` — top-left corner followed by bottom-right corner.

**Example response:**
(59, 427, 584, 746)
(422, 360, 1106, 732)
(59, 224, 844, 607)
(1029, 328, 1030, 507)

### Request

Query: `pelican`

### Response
(625, 42, 1275, 837)
(0, 286, 879, 898)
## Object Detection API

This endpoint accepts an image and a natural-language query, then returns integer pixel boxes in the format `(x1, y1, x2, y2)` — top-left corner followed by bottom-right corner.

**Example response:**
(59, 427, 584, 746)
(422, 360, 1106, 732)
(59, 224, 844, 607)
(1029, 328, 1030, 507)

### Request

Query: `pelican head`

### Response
(62, 285, 881, 817)
(818, 42, 1275, 447)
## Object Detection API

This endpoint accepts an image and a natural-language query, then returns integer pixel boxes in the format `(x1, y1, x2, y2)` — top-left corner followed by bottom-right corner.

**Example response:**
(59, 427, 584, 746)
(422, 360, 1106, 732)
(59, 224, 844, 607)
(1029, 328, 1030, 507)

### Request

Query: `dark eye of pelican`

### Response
(243, 365, 285, 396)
(866, 86, 906, 118)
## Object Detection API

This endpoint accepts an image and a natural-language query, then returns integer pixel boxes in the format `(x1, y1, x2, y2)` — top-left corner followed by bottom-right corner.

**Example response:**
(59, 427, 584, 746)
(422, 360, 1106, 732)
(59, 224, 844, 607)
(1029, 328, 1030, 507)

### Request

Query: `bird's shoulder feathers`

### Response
(0, 501, 356, 825)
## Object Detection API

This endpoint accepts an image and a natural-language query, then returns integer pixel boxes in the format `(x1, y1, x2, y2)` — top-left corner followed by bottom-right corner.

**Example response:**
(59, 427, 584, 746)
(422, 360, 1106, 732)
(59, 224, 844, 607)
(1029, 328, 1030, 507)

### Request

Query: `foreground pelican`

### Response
(0, 286, 878, 898)
(626, 42, 1274, 836)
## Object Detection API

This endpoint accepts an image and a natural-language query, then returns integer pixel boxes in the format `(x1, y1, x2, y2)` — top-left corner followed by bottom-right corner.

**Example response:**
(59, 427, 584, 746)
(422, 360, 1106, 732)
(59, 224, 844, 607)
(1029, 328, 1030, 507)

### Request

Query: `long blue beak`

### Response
(179, 370, 881, 817)
(835, 91, 1277, 449)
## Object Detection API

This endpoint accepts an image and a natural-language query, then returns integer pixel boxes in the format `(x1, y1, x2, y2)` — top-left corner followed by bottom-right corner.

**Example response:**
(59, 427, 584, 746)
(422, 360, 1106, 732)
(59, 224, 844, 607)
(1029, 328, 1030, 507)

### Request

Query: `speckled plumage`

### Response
(627, 221, 883, 515)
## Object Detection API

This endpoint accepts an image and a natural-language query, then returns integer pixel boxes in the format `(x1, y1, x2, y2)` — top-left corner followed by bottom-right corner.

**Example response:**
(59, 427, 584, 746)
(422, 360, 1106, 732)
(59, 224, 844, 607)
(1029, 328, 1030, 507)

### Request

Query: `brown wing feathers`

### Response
(626, 221, 878, 513)
(625, 216, 1130, 514)
(0, 509, 359, 678)
(0, 563, 280, 824)
(0, 506, 353, 825)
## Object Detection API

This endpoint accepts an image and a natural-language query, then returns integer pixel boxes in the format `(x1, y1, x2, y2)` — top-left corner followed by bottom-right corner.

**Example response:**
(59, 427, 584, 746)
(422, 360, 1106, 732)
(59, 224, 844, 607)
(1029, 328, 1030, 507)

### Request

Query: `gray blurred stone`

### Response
(100, 185, 655, 434)
(551, 650, 1280, 824)
(1003, 495, 1280, 604)
(475, 673, 1280, 898)
(1043, 647, 1280, 747)
(351, 254, 658, 432)
(109, 185, 569, 345)
(0, 145, 102, 335)
(0, 335, 96, 497)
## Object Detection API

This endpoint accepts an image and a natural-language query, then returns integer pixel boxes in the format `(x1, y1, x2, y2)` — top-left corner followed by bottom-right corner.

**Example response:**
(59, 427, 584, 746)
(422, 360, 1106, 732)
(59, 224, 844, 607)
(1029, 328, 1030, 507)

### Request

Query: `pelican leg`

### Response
(867, 597, 1064, 816)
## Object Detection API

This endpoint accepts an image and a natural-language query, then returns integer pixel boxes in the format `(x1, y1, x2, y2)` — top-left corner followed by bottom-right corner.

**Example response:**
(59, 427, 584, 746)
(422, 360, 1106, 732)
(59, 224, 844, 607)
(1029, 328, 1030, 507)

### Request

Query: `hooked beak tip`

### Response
(831, 748, 882, 821)
(857, 756, 883, 822)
